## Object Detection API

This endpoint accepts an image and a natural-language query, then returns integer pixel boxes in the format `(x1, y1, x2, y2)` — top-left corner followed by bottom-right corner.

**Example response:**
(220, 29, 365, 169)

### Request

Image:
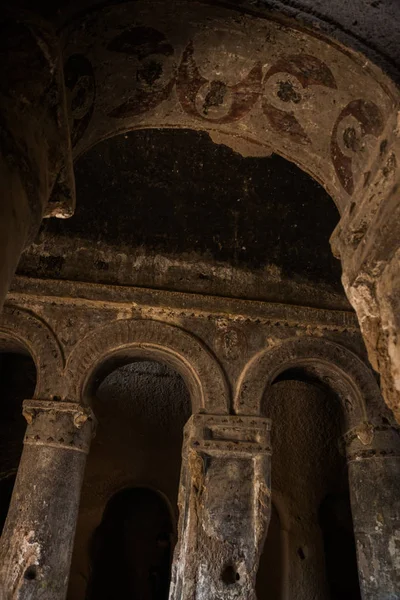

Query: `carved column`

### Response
(344, 420, 400, 599)
(0, 11, 74, 309)
(0, 400, 95, 600)
(169, 414, 271, 600)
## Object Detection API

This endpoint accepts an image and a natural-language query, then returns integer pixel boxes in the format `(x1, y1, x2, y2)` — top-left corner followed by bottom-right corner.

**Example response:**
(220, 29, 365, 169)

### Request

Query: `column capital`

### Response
(342, 420, 400, 462)
(186, 414, 272, 457)
(22, 399, 96, 454)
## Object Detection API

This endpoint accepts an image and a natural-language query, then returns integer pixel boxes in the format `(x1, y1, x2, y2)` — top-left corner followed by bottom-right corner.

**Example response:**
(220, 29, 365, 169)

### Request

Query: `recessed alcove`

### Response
(86, 487, 174, 600)
(256, 378, 361, 600)
(68, 359, 191, 600)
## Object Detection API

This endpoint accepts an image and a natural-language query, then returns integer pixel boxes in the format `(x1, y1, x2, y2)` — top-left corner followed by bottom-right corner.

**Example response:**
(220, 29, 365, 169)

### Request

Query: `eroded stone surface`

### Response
(0, 401, 95, 600)
(345, 424, 400, 600)
(332, 123, 400, 422)
(170, 415, 271, 600)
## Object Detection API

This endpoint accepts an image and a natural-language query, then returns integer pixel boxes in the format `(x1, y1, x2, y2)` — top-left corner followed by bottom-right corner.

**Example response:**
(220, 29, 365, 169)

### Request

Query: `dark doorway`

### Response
(0, 349, 36, 533)
(256, 503, 285, 599)
(86, 487, 174, 600)
(69, 360, 190, 599)
(319, 491, 361, 600)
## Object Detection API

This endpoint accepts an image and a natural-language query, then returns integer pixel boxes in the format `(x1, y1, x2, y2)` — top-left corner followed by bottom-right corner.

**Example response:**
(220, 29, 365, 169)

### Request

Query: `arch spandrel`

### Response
(65, 318, 230, 414)
(61, 0, 398, 214)
(0, 305, 65, 400)
(235, 337, 386, 431)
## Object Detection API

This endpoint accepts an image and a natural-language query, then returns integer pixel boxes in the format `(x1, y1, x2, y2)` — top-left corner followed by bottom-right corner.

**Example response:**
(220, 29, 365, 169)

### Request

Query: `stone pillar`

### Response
(0, 400, 95, 600)
(331, 128, 400, 423)
(344, 421, 400, 599)
(0, 11, 75, 309)
(169, 414, 271, 600)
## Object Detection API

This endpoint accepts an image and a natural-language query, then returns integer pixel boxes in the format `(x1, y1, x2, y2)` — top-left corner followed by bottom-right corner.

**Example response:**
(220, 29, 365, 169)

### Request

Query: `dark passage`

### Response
(319, 492, 362, 600)
(86, 487, 174, 600)
(0, 350, 36, 534)
(256, 503, 285, 599)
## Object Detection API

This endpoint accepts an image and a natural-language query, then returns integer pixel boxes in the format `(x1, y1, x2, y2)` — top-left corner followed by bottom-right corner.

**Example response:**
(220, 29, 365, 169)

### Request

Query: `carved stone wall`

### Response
(6, 274, 369, 415)
(2, 276, 399, 599)
(1, 2, 400, 595)
(55, 0, 400, 420)
(2, 0, 398, 419)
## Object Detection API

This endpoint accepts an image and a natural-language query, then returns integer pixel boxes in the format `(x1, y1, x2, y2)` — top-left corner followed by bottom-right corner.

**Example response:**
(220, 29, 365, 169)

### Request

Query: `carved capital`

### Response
(342, 421, 400, 462)
(22, 399, 96, 454)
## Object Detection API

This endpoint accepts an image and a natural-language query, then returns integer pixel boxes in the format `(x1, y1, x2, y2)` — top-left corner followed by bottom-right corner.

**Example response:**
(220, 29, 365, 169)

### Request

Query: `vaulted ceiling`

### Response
(18, 129, 346, 308)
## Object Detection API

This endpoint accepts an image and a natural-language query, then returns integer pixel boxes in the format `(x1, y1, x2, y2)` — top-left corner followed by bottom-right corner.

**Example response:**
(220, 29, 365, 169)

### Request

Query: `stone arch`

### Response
(57, 0, 400, 421)
(66, 318, 229, 414)
(59, 0, 398, 218)
(0, 305, 65, 400)
(235, 337, 384, 431)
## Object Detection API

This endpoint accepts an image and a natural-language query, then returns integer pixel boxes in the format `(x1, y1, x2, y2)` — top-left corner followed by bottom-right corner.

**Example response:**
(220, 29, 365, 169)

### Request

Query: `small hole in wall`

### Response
(221, 564, 240, 585)
(297, 547, 306, 561)
(24, 566, 37, 581)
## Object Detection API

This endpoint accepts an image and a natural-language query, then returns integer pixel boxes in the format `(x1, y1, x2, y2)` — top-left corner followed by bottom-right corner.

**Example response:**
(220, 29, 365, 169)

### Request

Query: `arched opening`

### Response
(0, 337, 36, 533)
(256, 371, 361, 600)
(68, 359, 191, 600)
(86, 487, 174, 600)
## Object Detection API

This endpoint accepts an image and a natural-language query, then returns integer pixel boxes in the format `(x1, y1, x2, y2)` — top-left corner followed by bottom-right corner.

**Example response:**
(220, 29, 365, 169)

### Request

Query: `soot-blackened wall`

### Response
(19, 129, 345, 311)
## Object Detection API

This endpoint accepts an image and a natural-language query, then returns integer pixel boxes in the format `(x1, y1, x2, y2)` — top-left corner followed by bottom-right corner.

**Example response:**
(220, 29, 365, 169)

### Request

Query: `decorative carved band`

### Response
(23, 400, 96, 454)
